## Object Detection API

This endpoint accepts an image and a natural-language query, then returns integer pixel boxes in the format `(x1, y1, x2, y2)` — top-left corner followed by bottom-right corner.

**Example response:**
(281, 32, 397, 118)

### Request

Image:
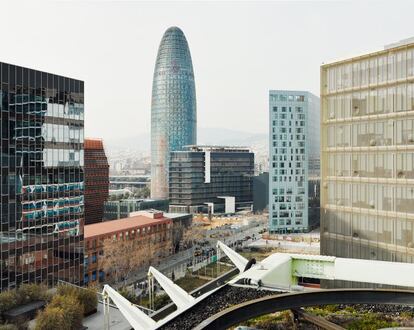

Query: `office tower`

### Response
(269, 91, 320, 233)
(169, 146, 254, 214)
(321, 38, 414, 281)
(84, 138, 109, 225)
(151, 26, 197, 199)
(0, 62, 84, 290)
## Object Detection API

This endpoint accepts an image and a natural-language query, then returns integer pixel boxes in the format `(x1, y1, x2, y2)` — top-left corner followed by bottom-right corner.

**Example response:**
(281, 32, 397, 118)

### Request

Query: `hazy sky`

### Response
(1, 1, 413, 141)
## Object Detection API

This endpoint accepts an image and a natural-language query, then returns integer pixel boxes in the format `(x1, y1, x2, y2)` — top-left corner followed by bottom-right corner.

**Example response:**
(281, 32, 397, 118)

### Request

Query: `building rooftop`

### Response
(181, 145, 251, 153)
(84, 138, 105, 149)
(84, 213, 171, 238)
(322, 37, 414, 67)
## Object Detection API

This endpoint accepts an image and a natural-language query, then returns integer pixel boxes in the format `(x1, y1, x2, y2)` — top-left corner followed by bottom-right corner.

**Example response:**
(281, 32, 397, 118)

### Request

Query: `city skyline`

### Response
(0, 1, 413, 142)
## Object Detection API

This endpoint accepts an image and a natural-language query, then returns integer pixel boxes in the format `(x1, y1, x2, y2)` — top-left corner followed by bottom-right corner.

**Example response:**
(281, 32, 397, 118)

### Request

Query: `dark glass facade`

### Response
(0, 62, 84, 290)
(84, 139, 109, 225)
(103, 198, 169, 221)
(151, 27, 197, 199)
(169, 146, 254, 213)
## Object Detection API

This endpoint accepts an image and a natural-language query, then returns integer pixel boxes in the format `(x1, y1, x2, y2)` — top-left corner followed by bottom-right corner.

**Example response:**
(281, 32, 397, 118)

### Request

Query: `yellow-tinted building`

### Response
(320, 38, 414, 286)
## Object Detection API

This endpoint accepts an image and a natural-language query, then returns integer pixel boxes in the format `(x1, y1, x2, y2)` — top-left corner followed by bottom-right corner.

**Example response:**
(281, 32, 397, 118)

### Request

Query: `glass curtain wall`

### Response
(0, 62, 84, 290)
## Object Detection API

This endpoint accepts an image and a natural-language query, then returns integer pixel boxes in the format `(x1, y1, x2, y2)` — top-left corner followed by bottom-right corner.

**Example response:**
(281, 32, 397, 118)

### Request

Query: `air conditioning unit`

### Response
(370, 139, 377, 146)
(329, 112, 335, 119)
(369, 200, 375, 209)
(408, 133, 414, 143)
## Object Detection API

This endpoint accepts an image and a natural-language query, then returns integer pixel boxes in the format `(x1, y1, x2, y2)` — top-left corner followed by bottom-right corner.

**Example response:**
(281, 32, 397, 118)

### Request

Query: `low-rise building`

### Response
(83, 211, 172, 285)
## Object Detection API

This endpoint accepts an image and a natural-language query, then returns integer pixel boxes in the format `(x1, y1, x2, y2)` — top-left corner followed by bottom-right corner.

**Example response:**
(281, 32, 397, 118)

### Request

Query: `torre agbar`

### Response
(0, 62, 84, 290)
(151, 27, 197, 199)
(320, 38, 414, 286)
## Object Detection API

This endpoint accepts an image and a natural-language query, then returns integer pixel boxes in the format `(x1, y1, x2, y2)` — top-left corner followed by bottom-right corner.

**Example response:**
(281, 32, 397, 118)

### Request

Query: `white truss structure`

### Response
(103, 241, 414, 329)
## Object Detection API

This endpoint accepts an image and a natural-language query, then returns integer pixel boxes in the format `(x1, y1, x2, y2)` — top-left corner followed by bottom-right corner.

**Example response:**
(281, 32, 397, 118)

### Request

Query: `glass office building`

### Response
(269, 91, 320, 233)
(0, 62, 84, 290)
(169, 146, 254, 214)
(151, 26, 197, 199)
(321, 38, 414, 286)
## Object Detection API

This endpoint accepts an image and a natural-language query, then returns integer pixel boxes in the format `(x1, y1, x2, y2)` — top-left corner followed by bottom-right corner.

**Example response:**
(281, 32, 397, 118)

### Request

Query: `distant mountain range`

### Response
(105, 127, 268, 154)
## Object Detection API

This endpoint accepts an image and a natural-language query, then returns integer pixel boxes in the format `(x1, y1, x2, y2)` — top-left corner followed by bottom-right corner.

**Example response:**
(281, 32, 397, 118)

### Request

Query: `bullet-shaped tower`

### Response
(151, 27, 197, 199)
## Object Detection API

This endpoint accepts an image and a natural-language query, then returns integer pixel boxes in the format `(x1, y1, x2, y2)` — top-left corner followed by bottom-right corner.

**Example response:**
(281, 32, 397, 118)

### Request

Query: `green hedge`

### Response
(0, 283, 50, 315)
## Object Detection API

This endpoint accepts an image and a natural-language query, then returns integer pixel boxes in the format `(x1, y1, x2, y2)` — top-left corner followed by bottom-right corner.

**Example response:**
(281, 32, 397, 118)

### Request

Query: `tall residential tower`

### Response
(151, 27, 197, 199)
(321, 38, 414, 285)
(269, 91, 320, 233)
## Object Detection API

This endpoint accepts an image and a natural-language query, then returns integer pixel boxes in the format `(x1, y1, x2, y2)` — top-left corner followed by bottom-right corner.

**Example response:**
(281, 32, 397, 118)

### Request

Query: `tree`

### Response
(99, 236, 158, 285)
(182, 224, 205, 249)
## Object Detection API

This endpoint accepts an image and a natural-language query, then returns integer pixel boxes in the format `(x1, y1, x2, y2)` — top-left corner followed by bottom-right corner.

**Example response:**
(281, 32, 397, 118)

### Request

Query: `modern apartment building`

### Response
(151, 27, 197, 199)
(320, 38, 414, 280)
(0, 62, 84, 290)
(169, 146, 254, 214)
(84, 138, 109, 225)
(269, 91, 320, 233)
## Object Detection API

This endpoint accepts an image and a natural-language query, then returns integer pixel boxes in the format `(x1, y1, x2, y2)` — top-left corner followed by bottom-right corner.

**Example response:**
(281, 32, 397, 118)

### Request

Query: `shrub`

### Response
(0, 291, 18, 314)
(17, 283, 49, 304)
(0, 324, 18, 330)
(154, 294, 171, 310)
(35, 306, 68, 330)
(347, 313, 399, 330)
(49, 294, 83, 330)
(56, 284, 97, 315)
(77, 288, 98, 315)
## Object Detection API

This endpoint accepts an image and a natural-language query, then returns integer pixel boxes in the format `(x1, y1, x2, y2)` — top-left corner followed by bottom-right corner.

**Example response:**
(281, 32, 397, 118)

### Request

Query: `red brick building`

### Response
(83, 211, 173, 284)
(84, 138, 109, 225)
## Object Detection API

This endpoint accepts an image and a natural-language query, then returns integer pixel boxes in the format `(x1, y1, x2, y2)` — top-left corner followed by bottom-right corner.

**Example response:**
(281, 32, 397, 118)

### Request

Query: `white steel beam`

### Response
(216, 241, 248, 272)
(148, 266, 195, 310)
(102, 284, 157, 330)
